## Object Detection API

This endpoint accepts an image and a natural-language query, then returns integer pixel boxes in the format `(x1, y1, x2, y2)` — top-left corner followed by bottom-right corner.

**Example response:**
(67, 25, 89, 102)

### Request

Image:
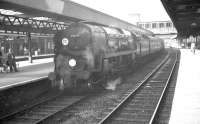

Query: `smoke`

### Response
(105, 77, 121, 91)
(83, 47, 94, 69)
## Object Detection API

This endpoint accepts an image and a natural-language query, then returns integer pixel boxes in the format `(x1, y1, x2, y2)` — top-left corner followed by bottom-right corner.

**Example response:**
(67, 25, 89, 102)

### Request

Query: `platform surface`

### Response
(169, 49, 200, 124)
(0, 58, 54, 89)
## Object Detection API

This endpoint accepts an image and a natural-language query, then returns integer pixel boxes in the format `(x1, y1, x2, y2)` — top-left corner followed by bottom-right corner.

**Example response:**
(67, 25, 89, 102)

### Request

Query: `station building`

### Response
(0, 33, 54, 56)
(137, 21, 200, 49)
(137, 21, 178, 48)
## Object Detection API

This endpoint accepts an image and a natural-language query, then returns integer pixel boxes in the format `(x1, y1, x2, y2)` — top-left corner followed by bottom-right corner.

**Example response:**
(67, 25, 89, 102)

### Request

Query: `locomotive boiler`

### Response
(48, 23, 164, 90)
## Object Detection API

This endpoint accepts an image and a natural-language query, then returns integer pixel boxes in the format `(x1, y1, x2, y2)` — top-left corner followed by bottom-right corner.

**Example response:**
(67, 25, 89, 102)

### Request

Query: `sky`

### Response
(71, 0, 170, 24)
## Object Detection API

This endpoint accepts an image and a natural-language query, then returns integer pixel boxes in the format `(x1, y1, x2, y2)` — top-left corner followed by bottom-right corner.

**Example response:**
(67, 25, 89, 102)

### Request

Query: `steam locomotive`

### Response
(48, 22, 164, 90)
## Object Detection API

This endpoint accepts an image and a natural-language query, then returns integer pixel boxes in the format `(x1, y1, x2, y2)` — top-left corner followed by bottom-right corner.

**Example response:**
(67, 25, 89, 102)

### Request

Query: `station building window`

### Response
(159, 23, 164, 28)
(141, 24, 145, 28)
(166, 22, 172, 27)
(145, 23, 150, 28)
(152, 23, 157, 28)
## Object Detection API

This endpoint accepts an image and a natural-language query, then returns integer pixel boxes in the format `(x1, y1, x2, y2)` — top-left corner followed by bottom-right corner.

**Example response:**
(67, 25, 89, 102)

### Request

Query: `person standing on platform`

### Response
(191, 42, 196, 54)
(1, 47, 7, 72)
(7, 49, 18, 72)
(0, 50, 3, 72)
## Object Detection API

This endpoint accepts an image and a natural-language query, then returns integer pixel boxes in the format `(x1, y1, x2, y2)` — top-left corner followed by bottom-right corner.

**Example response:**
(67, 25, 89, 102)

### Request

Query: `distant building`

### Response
(137, 21, 179, 48)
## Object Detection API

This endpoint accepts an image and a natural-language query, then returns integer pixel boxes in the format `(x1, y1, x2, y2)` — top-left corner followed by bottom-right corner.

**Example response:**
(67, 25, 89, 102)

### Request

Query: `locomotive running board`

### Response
(104, 50, 136, 58)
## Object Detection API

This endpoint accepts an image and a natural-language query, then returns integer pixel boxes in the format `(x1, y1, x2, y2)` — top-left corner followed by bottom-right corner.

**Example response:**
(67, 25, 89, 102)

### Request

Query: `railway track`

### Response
(98, 50, 178, 124)
(153, 50, 180, 124)
(1, 92, 87, 124)
(1, 50, 176, 124)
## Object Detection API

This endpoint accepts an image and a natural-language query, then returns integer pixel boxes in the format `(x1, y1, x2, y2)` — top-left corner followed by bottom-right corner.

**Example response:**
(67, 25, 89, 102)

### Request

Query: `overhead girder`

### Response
(167, 1, 200, 6)
(0, 14, 68, 34)
(0, 0, 153, 35)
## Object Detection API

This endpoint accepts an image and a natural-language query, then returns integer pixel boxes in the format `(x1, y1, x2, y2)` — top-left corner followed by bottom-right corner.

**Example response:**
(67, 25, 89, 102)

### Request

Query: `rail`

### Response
(98, 51, 171, 124)
(149, 50, 178, 124)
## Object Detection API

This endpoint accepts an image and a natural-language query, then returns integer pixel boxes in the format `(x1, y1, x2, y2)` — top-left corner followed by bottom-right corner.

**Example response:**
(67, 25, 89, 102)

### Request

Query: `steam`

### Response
(83, 47, 94, 69)
(59, 78, 65, 90)
(105, 77, 121, 91)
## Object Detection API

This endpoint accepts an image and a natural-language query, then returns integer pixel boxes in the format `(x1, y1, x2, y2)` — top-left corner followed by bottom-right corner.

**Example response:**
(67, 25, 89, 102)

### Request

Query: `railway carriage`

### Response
(48, 22, 164, 89)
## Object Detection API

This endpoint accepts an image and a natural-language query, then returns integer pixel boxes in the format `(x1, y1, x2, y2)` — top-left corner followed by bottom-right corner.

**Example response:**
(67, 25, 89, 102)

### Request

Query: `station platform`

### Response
(0, 58, 54, 90)
(169, 49, 200, 124)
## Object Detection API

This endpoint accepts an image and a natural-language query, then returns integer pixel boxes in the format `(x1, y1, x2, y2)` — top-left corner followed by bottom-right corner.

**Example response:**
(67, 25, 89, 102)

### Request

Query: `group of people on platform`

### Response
(0, 48, 18, 73)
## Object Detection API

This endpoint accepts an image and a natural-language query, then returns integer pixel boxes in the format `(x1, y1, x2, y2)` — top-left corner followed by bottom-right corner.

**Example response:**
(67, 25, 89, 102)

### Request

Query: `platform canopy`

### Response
(0, 0, 153, 35)
(161, 0, 200, 37)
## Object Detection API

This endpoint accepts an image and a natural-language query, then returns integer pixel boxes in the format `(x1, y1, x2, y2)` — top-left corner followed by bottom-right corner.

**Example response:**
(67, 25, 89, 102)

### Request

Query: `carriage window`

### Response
(119, 39, 128, 46)
(119, 39, 129, 50)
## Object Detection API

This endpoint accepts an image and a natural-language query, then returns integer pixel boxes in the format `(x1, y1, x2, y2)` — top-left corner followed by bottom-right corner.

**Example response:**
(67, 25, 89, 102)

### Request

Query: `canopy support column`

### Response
(27, 32, 32, 63)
